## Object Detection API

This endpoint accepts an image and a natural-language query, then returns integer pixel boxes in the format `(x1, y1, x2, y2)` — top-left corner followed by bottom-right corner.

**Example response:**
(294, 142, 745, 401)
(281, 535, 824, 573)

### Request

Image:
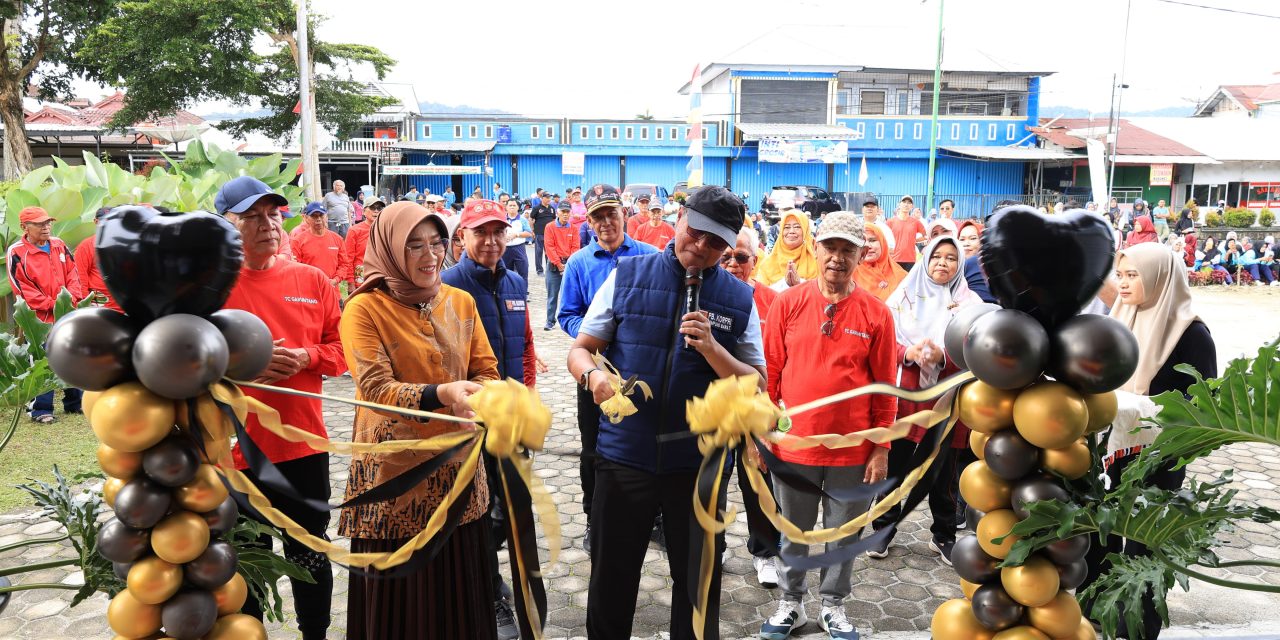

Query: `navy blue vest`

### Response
(441, 255, 527, 382)
(597, 245, 755, 473)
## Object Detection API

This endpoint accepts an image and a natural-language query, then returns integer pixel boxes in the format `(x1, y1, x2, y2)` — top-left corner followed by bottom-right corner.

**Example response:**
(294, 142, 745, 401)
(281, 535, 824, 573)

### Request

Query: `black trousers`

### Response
(586, 459, 727, 640)
(240, 453, 333, 640)
(532, 234, 546, 274)
(576, 387, 601, 521)
(871, 439, 960, 543)
(734, 453, 780, 559)
(1081, 453, 1186, 640)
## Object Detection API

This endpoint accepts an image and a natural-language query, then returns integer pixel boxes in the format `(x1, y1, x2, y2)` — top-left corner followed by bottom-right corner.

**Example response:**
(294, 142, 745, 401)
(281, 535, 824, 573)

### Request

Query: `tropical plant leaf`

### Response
(223, 517, 314, 623)
(16, 466, 123, 607)
(81, 152, 109, 189)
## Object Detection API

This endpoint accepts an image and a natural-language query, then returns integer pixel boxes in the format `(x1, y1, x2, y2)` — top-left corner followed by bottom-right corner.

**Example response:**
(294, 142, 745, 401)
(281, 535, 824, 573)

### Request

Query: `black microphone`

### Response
(684, 267, 702, 351)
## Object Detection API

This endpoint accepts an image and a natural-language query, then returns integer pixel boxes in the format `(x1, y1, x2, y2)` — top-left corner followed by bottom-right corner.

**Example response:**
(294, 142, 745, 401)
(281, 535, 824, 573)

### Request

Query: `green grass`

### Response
(0, 406, 100, 512)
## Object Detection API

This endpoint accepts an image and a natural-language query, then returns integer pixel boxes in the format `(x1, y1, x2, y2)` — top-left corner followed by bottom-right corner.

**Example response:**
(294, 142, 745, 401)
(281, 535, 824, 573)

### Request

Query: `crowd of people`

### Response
(2, 175, 1242, 640)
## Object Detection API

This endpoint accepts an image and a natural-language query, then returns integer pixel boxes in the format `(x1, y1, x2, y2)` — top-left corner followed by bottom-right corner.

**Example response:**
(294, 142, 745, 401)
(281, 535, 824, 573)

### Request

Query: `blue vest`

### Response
(442, 255, 527, 381)
(598, 245, 754, 473)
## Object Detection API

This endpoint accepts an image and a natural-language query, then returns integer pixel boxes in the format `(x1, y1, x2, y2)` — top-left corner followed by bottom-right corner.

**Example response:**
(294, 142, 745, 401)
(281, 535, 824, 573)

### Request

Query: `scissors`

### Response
(620, 374, 640, 395)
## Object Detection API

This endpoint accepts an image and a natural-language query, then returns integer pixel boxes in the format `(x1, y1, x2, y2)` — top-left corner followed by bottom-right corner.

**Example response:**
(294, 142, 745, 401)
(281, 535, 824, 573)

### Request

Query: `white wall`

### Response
(1193, 161, 1280, 184)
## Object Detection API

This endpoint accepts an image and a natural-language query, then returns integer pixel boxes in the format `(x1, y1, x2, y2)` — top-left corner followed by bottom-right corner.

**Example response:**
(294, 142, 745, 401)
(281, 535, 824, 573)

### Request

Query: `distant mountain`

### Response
(417, 101, 512, 116)
(195, 107, 273, 121)
(1040, 105, 1195, 118)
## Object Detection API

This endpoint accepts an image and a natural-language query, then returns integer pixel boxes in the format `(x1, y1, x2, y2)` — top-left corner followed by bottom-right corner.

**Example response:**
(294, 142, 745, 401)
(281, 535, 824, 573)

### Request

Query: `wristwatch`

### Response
(580, 367, 600, 391)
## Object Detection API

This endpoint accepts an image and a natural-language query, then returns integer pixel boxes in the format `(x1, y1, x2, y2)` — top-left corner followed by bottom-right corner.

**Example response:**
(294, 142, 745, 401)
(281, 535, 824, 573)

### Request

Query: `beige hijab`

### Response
(350, 201, 447, 306)
(1109, 243, 1199, 394)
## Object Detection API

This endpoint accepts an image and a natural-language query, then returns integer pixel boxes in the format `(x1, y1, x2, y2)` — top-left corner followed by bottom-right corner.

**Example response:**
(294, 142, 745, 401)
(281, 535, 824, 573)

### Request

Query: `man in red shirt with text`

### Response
(214, 176, 346, 640)
(292, 201, 354, 292)
(885, 195, 925, 271)
(625, 193, 652, 237)
(633, 200, 677, 249)
(343, 196, 384, 287)
(542, 201, 580, 331)
(6, 206, 84, 423)
(74, 207, 122, 312)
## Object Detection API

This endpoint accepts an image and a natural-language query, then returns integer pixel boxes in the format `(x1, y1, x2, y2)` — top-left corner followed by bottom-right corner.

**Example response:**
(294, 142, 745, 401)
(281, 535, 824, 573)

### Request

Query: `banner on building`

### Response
(759, 139, 849, 164)
(1085, 138, 1109, 207)
(562, 152, 585, 175)
(1149, 163, 1174, 187)
(382, 164, 481, 176)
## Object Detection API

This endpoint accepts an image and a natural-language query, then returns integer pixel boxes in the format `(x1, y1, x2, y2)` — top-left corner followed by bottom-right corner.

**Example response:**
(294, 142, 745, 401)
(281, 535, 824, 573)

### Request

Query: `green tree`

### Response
(78, 0, 395, 141)
(0, 0, 118, 179)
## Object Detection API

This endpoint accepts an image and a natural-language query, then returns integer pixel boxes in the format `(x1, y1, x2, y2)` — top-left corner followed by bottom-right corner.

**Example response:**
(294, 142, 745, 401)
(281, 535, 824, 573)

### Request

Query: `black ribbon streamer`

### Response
(752, 436, 898, 504)
(499, 457, 548, 638)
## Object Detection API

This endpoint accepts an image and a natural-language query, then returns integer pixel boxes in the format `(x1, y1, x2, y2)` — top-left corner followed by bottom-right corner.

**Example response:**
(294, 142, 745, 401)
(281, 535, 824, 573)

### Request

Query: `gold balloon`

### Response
(175, 391, 234, 449)
(970, 431, 990, 460)
(959, 381, 1019, 434)
(97, 443, 143, 480)
(1055, 617, 1098, 640)
(931, 597, 995, 640)
(1012, 382, 1088, 450)
(1041, 442, 1092, 480)
(960, 461, 1013, 513)
(961, 578, 981, 599)
(213, 573, 249, 615)
(151, 511, 210, 564)
(107, 589, 162, 638)
(1002, 554, 1061, 608)
(83, 390, 102, 421)
(1083, 392, 1118, 435)
(993, 626, 1050, 640)
(204, 613, 268, 640)
(1028, 590, 1084, 638)
(127, 556, 183, 605)
(977, 509, 1022, 559)
(91, 383, 176, 453)
(175, 464, 230, 512)
(103, 477, 126, 509)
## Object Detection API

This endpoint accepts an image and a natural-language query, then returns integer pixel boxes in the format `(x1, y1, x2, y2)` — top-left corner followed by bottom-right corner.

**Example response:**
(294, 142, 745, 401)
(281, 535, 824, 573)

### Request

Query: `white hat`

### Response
(814, 211, 866, 247)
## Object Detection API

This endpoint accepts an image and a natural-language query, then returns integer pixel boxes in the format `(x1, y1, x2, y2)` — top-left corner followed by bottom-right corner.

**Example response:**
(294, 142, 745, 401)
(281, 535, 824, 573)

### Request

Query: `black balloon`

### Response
(963, 309, 1049, 390)
(143, 437, 200, 487)
(184, 541, 238, 590)
(132, 314, 230, 399)
(1049, 314, 1140, 394)
(202, 495, 240, 537)
(45, 308, 137, 391)
(952, 535, 1001, 584)
(113, 477, 173, 529)
(1045, 534, 1092, 565)
(979, 206, 1115, 330)
(95, 207, 244, 324)
(97, 518, 151, 563)
(965, 505, 986, 531)
(1057, 558, 1088, 590)
(983, 430, 1041, 481)
(1010, 476, 1071, 520)
(208, 309, 274, 380)
(944, 302, 1001, 370)
(971, 583, 1026, 631)
(161, 590, 218, 639)
(112, 560, 133, 581)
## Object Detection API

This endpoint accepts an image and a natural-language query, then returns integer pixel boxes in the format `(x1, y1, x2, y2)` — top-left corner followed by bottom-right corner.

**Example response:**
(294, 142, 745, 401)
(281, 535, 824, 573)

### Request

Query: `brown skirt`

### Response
(347, 517, 498, 640)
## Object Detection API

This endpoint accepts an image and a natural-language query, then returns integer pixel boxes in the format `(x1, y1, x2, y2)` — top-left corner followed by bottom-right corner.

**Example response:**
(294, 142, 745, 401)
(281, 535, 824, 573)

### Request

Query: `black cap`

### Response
(584, 184, 622, 214)
(862, 195, 879, 207)
(684, 186, 744, 248)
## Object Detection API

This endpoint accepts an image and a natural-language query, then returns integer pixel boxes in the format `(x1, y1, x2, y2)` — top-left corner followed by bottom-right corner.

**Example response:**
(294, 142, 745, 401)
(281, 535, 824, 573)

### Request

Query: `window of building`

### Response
(484, 125, 493, 138)
(625, 126, 634, 140)
(640, 127, 648, 140)
(701, 127, 709, 140)
(422, 125, 431, 138)
(670, 126, 678, 140)
(897, 89, 911, 115)
(531, 126, 540, 139)
(546, 126, 554, 139)
(453, 125, 462, 138)
(610, 126, 619, 140)
(581, 125, 589, 139)
(860, 90, 886, 115)
(837, 89, 854, 115)
(468, 125, 477, 138)
(596, 126, 604, 138)
(656, 127, 664, 140)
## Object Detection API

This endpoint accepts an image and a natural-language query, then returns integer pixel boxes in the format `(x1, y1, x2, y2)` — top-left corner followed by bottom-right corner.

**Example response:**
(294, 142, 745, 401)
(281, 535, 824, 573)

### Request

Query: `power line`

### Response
(1151, 0, 1280, 19)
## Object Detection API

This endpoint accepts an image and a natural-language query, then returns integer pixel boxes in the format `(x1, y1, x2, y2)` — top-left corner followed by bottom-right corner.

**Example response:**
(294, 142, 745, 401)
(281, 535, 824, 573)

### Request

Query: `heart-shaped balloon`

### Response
(979, 206, 1115, 330)
(96, 207, 243, 324)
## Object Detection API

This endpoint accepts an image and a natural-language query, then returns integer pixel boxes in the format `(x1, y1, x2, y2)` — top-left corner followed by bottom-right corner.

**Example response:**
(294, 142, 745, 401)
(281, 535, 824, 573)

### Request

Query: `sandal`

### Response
(31, 414, 56, 424)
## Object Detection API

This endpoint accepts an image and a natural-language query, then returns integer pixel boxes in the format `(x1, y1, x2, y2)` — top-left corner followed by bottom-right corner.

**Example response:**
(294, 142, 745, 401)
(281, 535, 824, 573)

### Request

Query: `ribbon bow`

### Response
(592, 353, 652, 424)
(471, 379, 552, 458)
(687, 375, 781, 455)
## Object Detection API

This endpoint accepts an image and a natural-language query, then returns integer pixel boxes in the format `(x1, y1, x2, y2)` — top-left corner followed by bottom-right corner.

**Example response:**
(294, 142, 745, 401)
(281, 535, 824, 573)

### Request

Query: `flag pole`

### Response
(924, 0, 945, 214)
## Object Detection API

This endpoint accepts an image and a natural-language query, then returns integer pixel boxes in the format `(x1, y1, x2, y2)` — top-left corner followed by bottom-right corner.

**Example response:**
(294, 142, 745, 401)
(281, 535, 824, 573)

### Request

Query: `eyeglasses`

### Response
(406, 240, 448, 256)
(720, 252, 752, 265)
(686, 227, 729, 251)
(820, 303, 836, 337)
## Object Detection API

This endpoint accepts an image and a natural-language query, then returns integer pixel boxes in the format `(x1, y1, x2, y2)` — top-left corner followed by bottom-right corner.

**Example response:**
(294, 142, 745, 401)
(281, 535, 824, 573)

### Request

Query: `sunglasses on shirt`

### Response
(820, 303, 837, 337)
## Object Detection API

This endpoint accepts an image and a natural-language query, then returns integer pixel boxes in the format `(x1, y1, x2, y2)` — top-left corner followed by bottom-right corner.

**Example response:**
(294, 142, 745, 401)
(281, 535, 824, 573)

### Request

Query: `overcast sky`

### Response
(303, 0, 1278, 119)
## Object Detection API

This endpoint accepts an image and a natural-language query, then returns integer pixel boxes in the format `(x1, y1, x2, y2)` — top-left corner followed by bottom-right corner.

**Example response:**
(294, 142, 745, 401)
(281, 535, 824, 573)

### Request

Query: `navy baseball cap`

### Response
(214, 176, 291, 217)
(303, 201, 326, 216)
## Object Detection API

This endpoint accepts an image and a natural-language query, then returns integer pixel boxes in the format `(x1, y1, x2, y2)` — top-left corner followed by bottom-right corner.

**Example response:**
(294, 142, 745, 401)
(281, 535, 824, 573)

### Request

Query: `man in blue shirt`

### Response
(557, 184, 656, 550)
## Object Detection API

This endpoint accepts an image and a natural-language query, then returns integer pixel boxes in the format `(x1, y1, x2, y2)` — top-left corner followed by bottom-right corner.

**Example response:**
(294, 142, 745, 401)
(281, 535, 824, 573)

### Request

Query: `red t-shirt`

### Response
(345, 221, 372, 276)
(632, 220, 676, 249)
(886, 216, 925, 264)
(764, 281, 898, 466)
(74, 236, 122, 312)
(626, 212, 648, 237)
(291, 227, 352, 284)
(224, 259, 347, 466)
(752, 280, 778, 332)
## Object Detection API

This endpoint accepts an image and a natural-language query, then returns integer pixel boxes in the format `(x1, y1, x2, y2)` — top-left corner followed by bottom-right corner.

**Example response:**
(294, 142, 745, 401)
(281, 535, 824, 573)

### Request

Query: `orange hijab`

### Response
(854, 225, 908, 301)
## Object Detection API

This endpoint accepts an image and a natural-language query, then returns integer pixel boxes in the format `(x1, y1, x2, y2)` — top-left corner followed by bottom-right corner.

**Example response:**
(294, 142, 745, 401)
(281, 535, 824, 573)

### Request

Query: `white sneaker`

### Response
(760, 599, 807, 639)
(754, 556, 780, 588)
(819, 605, 858, 639)
(1271, 281, 1279, 287)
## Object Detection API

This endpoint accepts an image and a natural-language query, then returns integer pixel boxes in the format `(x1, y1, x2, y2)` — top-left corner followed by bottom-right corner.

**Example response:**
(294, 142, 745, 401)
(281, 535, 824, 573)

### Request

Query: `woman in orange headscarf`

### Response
(854, 224, 908, 301)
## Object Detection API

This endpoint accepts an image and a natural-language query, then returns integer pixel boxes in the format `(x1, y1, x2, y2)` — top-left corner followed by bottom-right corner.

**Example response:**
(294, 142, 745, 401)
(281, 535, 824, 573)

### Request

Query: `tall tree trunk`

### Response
(0, 10, 33, 180)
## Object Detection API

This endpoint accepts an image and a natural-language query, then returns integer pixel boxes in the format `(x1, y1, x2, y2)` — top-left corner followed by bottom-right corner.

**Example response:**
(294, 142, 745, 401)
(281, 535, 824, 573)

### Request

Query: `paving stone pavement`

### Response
(1, 254, 1279, 639)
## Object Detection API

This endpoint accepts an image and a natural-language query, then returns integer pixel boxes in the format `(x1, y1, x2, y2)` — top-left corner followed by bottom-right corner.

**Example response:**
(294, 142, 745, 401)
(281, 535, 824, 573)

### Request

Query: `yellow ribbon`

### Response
(470, 379, 552, 457)
(690, 446, 730, 639)
(592, 353, 652, 424)
(687, 375, 781, 456)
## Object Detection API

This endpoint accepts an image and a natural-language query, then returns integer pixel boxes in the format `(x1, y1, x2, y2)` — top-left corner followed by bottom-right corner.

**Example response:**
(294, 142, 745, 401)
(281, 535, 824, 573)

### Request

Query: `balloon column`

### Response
(46, 207, 272, 640)
(931, 206, 1138, 640)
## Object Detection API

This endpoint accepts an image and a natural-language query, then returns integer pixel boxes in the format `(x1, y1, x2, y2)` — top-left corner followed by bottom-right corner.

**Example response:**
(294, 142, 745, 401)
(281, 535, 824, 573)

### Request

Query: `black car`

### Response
(761, 185, 841, 221)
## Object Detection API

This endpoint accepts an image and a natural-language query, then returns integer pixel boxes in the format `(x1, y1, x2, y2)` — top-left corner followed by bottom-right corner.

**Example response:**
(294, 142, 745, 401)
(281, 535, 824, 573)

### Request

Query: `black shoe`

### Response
(865, 531, 891, 559)
(650, 517, 666, 550)
(494, 598, 518, 640)
(582, 524, 592, 553)
(543, 324, 554, 331)
(929, 538, 955, 566)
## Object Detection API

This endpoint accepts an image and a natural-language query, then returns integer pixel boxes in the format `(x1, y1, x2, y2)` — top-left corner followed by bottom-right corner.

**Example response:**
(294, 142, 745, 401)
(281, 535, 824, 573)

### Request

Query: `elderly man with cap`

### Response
(542, 200, 580, 330)
(529, 190, 557, 277)
(291, 201, 354, 292)
(7, 205, 84, 423)
(214, 176, 346, 640)
(626, 193, 653, 236)
(344, 196, 385, 286)
(74, 207, 121, 312)
(567, 185, 766, 640)
(557, 184, 657, 552)
(633, 199, 677, 249)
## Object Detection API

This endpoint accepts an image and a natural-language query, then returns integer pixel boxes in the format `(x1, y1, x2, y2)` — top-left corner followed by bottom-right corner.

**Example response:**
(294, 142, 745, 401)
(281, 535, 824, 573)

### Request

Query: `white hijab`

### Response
(885, 236, 980, 382)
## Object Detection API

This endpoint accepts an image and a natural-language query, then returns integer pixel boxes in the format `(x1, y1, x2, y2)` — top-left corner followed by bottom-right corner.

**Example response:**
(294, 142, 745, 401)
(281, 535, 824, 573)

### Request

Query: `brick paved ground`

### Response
(1, 260, 1278, 639)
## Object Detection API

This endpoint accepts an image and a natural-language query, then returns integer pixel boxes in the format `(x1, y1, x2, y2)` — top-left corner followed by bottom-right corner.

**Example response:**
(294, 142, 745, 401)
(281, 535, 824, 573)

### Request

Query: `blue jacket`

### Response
(597, 245, 754, 473)
(441, 255, 528, 381)
(964, 255, 997, 304)
(557, 235, 656, 337)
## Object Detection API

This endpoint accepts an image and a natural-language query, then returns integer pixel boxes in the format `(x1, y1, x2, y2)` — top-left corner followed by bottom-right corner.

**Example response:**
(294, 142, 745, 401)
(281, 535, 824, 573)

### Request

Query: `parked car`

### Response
(671, 181, 689, 195)
(623, 183, 670, 205)
(761, 185, 841, 221)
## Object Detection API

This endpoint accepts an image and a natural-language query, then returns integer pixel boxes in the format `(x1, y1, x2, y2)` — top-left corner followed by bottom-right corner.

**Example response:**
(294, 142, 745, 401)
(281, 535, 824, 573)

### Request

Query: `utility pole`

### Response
(296, 0, 320, 201)
(924, 0, 945, 215)
(1106, 0, 1134, 208)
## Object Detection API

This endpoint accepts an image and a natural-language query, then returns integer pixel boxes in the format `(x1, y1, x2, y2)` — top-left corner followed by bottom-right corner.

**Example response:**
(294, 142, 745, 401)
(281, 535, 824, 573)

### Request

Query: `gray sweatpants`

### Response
(774, 462, 871, 606)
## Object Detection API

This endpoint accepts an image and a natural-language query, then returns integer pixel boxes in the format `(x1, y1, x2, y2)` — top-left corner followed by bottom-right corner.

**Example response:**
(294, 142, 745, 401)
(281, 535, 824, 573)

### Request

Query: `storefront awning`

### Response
(381, 164, 482, 176)
(395, 140, 497, 153)
(1112, 154, 1219, 165)
(736, 123, 862, 141)
(940, 145, 1078, 161)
